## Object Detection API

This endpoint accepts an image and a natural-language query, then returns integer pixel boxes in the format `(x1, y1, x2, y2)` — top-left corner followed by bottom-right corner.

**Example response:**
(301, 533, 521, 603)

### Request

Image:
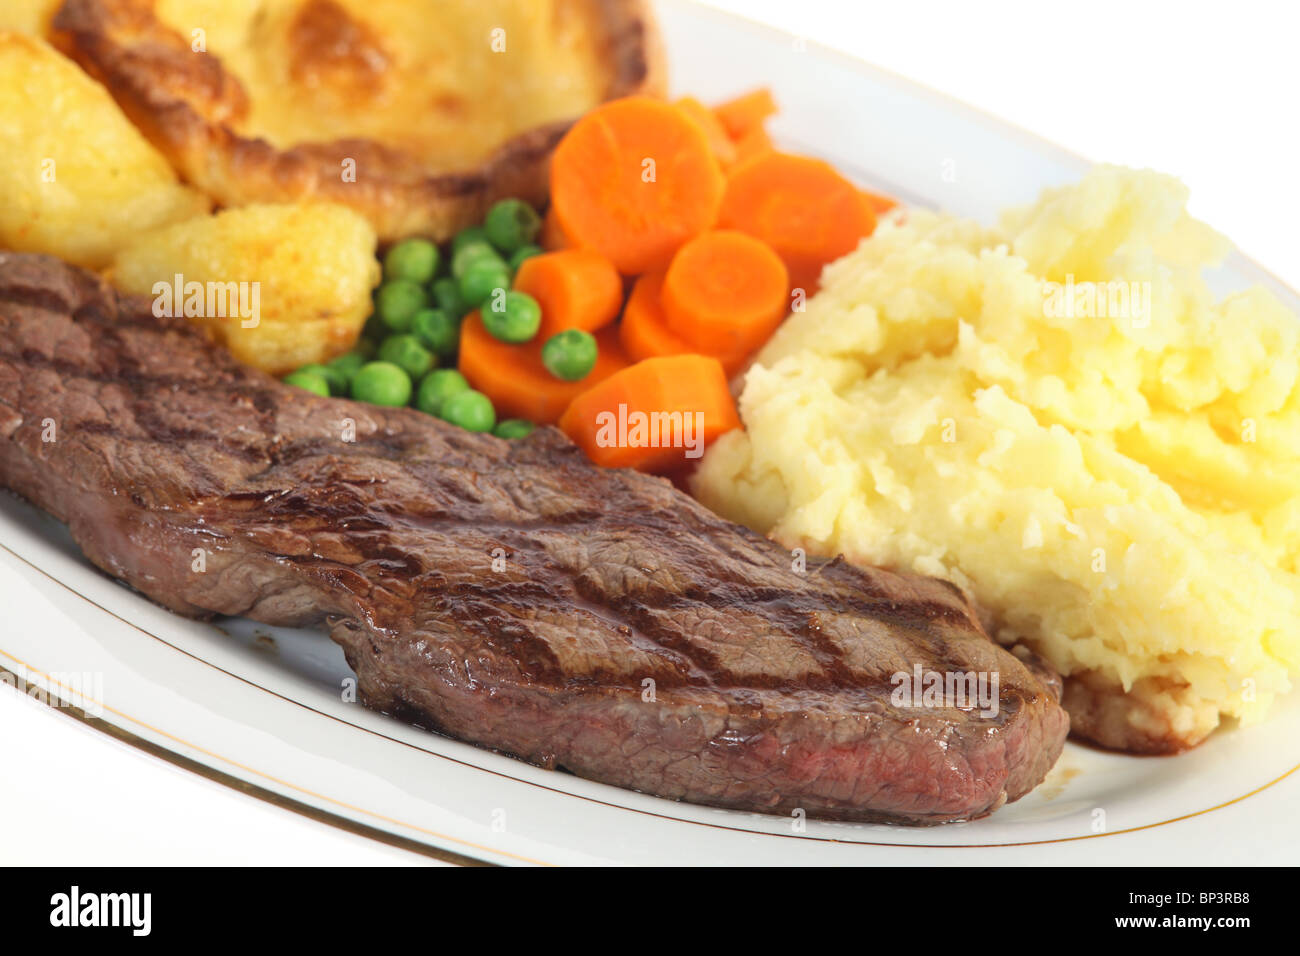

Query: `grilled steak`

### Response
(0, 253, 1068, 824)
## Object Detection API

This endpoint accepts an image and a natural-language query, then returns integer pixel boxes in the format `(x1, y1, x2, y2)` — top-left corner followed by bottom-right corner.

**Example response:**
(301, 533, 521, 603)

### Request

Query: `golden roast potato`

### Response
(111, 203, 380, 375)
(0, 31, 209, 269)
(0, 0, 62, 35)
(55, 0, 666, 241)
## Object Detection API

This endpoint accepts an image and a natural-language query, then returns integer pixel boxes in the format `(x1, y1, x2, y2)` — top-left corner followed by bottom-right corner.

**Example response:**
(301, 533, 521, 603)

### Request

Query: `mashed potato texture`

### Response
(693, 166, 1300, 749)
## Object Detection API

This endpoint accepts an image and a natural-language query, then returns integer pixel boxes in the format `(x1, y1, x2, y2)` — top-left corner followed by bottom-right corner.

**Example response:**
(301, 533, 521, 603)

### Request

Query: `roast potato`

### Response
(0, 0, 61, 35)
(55, 0, 665, 242)
(111, 203, 380, 376)
(0, 31, 209, 269)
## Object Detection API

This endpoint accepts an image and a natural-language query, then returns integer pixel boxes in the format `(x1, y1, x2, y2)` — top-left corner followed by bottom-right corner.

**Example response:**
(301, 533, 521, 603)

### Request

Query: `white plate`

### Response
(1, 0, 1297, 866)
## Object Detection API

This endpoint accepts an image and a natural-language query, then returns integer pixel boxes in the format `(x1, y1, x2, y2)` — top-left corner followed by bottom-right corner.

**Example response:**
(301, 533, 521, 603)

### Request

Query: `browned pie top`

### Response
(53, 0, 666, 239)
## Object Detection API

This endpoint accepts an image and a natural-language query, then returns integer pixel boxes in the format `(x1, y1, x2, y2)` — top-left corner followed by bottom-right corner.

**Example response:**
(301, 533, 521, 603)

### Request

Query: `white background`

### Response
(706, 0, 1299, 287)
(3, 0, 1297, 866)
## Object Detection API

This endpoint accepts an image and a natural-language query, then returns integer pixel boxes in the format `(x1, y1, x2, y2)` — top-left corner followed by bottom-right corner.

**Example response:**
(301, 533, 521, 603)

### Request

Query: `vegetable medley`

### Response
(281, 89, 895, 473)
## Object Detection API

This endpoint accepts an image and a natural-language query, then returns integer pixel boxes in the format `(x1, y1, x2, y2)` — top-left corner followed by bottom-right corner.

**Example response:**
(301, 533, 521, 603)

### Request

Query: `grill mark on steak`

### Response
(0, 253, 1070, 824)
(607, 590, 853, 691)
(779, 608, 856, 687)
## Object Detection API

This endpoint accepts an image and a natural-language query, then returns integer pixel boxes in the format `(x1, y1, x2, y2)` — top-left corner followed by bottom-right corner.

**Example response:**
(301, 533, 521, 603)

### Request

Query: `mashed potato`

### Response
(694, 166, 1300, 751)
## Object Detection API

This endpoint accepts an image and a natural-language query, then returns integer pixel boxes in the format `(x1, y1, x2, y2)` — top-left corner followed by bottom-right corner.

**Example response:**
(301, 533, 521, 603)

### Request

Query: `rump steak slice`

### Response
(0, 252, 1068, 824)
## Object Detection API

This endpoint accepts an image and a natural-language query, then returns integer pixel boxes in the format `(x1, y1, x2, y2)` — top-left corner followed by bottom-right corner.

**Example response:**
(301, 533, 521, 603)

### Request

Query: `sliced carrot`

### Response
(458, 311, 628, 424)
(660, 230, 788, 356)
(559, 355, 740, 473)
(540, 205, 571, 250)
(713, 88, 777, 141)
(718, 151, 877, 293)
(860, 188, 899, 217)
(620, 271, 752, 375)
(674, 96, 737, 167)
(512, 249, 622, 339)
(731, 125, 773, 165)
(550, 96, 725, 275)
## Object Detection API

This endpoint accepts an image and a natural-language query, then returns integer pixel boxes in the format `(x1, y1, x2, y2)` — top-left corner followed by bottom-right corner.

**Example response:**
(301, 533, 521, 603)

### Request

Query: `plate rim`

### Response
(4, 537, 1298, 864)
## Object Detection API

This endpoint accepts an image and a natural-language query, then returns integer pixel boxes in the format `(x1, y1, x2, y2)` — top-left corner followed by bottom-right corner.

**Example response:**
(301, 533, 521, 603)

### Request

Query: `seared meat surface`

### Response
(0, 253, 1068, 823)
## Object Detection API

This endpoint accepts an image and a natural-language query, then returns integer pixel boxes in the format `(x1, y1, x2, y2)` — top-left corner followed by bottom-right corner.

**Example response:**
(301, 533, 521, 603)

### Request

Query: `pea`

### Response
(350, 361, 412, 407)
(439, 388, 496, 433)
(376, 279, 428, 332)
(328, 351, 369, 385)
(541, 328, 598, 381)
(458, 258, 511, 309)
(377, 334, 436, 380)
(507, 243, 543, 273)
(431, 277, 468, 319)
(383, 238, 439, 283)
(451, 240, 503, 280)
(493, 418, 535, 439)
(451, 226, 490, 255)
(415, 368, 470, 417)
(482, 290, 541, 344)
(484, 199, 542, 255)
(411, 308, 459, 358)
(296, 362, 348, 396)
(282, 370, 331, 397)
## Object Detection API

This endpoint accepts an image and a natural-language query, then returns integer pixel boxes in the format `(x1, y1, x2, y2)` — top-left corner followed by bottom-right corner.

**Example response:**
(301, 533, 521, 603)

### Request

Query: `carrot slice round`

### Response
(713, 88, 778, 141)
(718, 151, 877, 293)
(731, 125, 773, 165)
(540, 206, 572, 251)
(675, 96, 737, 167)
(458, 311, 628, 424)
(619, 272, 752, 375)
(512, 249, 623, 339)
(558, 355, 740, 473)
(660, 230, 788, 356)
(860, 188, 899, 217)
(550, 97, 725, 275)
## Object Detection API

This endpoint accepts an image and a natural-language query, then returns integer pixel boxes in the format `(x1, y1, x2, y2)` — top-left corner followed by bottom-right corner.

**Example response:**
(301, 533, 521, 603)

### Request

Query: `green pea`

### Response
(296, 362, 348, 396)
(458, 259, 511, 309)
(376, 279, 428, 332)
(439, 388, 496, 433)
(350, 361, 412, 407)
(541, 328, 598, 382)
(484, 199, 542, 255)
(327, 351, 369, 386)
(492, 418, 536, 439)
(482, 290, 541, 344)
(411, 308, 459, 358)
(415, 368, 470, 417)
(377, 334, 436, 380)
(282, 370, 331, 397)
(383, 238, 440, 283)
(431, 277, 469, 319)
(451, 240, 504, 280)
(451, 226, 490, 255)
(507, 244, 543, 273)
